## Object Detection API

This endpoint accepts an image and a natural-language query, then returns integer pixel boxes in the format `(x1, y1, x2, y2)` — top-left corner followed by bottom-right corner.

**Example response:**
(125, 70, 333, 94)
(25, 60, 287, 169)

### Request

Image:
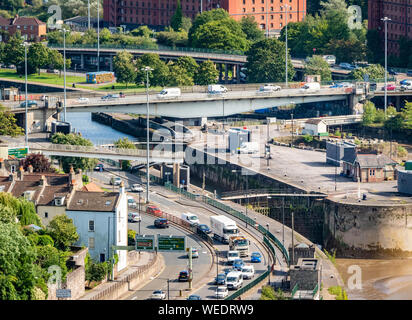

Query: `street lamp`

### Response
(23, 42, 29, 146)
(381, 17, 391, 118)
(141, 66, 154, 204)
(232, 169, 249, 228)
(281, 5, 292, 88)
(60, 28, 68, 122)
(97, 0, 100, 72)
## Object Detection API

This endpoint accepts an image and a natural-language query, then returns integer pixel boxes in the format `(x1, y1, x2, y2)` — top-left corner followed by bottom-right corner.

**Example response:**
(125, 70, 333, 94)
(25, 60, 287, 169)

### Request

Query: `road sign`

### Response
(157, 235, 186, 252)
(112, 245, 135, 251)
(135, 235, 155, 251)
(56, 289, 71, 298)
(8, 147, 28, 160)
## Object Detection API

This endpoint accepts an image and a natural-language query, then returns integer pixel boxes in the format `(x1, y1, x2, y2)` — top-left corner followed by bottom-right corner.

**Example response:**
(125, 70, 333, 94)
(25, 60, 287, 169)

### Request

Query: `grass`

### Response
(0, 69, 84, 87)
(323, 248, 337, 265)
(328, 286, 348, 300)
(76, 82, 164, 93)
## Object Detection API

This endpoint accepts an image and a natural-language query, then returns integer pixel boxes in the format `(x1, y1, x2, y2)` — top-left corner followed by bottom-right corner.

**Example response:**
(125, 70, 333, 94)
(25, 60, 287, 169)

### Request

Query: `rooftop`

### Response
(342, 153, 397, 168)
(305, 119, 326, 125)
(67, 191, 119, 212)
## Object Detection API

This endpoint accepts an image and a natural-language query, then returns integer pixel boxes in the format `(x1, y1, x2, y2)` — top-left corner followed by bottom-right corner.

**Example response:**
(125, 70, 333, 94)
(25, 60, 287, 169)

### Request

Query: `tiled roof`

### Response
(0, 16, 46, 26)
(82, 182, 104, 192)
(37, 186, 71, 206)
(356, 154, 397, 168)
(67, 191, 119, 212)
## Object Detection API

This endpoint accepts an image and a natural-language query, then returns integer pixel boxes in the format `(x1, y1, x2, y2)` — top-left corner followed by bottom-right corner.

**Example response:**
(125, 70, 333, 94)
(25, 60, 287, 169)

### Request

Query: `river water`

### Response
(65, 112, 135, 145)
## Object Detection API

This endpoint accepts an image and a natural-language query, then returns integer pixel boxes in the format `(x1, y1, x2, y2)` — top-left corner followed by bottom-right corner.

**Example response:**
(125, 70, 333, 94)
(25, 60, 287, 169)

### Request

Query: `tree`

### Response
(0, 107, 24, 137)
(246, 38, 295, 83)
(387, 106, 397, 118)
(190, 18, 248, 52)
(304, 55, 332, 81)
(240, 16, 265, 43)
(130, 25, 152, 38)
(194, 60, 219, 85)
(50, 132, 98, 172)
(174, 56, 198, 79)
(188, 8, 230, 45)
(156, 29, 188, 47)
(168, 64, 194, 86)
(384, 114, 405, 131)
(114, 137, 136, 170)
(170, 0, 183, 32)
(326, 38, 366, 63)
(181, 17, 192, 32)
(35, 245, 68, 281)
(113, 51, 135, 88)
(3, 35, 25, 68)
(47, 48, 71, 77)
(362, 101, 376, 125)
(27, 42, 50, 75)
(366, 29, 384, 64)
(128, 229, 136, 246)
(20, 153, 52, 173)
(320, 0, 351, 43)
(351, 64, 386, 81)
(0, 192, 42, 227)
(47, 214, 79, 251)
(1, 0, 25, 12)
(402, 102, 412, 129)
(135, 53, 170, 87)
(398, 36, 412, 68)
(374, 109, 386, 123)
(260, 285, 288, 300)
(85, 260, 107, 286)
(0, 222, 37, 300)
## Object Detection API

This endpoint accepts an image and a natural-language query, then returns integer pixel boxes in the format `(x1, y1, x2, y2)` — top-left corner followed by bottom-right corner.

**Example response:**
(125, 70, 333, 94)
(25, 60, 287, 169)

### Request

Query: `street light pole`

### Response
(88, 0, 90, 29)
(282, 197, 285, 247)
(381, 17, 391, 118)
(142, 66, 153, 203)
(97, 0, 100, 72)
(282, 5, 290, 88)
(62, 28, 67, 122)
(291, 112, 294, 147)
(24, 43, 28, 146)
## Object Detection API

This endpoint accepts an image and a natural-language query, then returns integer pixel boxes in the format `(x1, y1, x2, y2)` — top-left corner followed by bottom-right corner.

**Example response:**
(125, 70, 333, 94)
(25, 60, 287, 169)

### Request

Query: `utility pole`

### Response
(381, 17, 391, 118)
(24, 43, 28, 146)
(282, 197, 285, 247)
(142, 67, 153, 203)
(188, 246, 193, 290)
(335, 140, 338, 191)
(291, 211, 295, 265)
(88, 0, 90, 29)
(266, 118, 270, 167)
(97, 0, 100, 72)
(291, 112, 294, 147)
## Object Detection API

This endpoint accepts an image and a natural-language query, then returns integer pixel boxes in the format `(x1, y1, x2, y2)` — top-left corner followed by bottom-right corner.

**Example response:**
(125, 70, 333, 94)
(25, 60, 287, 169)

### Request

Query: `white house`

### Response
(302, 119, 328, 136)
(66, 186, 128, 271)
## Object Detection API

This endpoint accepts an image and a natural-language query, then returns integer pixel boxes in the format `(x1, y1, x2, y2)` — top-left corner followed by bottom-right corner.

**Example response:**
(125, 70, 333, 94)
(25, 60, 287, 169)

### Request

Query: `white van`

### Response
(322, 55, 336, 65)
(157, 88, 181, 98)
(238, 141, 259, 154)
(226, 270, 243, 290)
(208, 85, 228, 94)
(128, 212, 141, 223)
(227, 250, 240, 265)
(181, 212, 200, 226)
(300, 82, 320, 92)
(241, 265, 255, 279)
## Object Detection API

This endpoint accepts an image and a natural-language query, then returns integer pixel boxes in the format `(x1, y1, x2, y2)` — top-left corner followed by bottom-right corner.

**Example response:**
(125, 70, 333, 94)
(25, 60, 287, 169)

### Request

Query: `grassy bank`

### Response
(0, 69, 84, 87)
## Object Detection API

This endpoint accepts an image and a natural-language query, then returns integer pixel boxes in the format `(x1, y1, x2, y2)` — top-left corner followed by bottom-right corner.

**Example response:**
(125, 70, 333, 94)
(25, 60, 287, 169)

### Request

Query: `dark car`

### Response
(94, 163, 104, 171)
(178, 270, 189, 282)
(233, 259, 245, 271)
(154, 218, 169, 228)
(388, 69, 398, 75)
(215, 273, 226, 285)
(197, 224, 211, 234)
(187, 294, 201, 300)
(223, 267, 234, 275)
(19, 100, 37, 108)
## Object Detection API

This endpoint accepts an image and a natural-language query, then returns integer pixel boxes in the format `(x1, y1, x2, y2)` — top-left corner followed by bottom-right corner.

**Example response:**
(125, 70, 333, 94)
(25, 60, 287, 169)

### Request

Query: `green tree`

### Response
(245, 38, 295, 83)
(374, 109, 386, 123)
(168, 63, 194, 86)
(20, 153, 52, 173)
(320, 0, 351, 43)
(35, 245, 68, 281)
(304, 55, 332, 81)
(27, 42, 49, 75)
(130, 25, 152, 38)
(240, 16, 265, 43)
(387, 106, 397, 118)
(113, 51, 136, 88)
(47, 49, 68, 76)
(362, 101, 376, 125)
(175, 56, 198, 78)
(181, 16, 192, 32)
(384, 114, 405, 131)
(47, 214, 79, 251)
(0, 222, 37, 300)
(155, 29, 188, 47)
(170, 0, 183, 31)
(402, 102, 412, 129)
(260, 285, 288, 300)
(194, 60, 219, 85)
(3, 35, 25, 68)
(50, 132, 98, 172)
(135, 53, 170, 87)
(188, 8, 230, 45)
(1, 0, 25, 12)
(99, 28, 112, 44)
(114, 137, 136, 170)
(0, 107, 24, 137)
(366, 29, 384, 64)
(326, 38, 366, 63)
(128, 229, 136, 246)
(351, 64, 386, 81)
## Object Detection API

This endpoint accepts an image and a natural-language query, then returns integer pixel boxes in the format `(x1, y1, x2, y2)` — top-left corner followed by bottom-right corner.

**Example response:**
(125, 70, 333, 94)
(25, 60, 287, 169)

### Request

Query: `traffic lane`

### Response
(127, 214, 212, 300)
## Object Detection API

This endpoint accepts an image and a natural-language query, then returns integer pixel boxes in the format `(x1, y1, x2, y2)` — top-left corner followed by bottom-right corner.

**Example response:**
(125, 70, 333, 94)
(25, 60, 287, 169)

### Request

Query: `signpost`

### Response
(157, 235, 186, 252)
(8, 147, 28, 160)
(135, 235, 155, 251)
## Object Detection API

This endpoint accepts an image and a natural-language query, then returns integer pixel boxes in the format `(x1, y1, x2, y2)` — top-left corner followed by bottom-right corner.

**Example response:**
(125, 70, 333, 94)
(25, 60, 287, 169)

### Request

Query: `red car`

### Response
(147, 205, 162, 216)
(382, 84, 396, 91)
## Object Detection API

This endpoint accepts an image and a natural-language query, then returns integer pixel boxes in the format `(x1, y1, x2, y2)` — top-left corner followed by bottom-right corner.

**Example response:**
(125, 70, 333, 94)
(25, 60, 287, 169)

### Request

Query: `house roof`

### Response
(67, 191, 119, 212)
(0, 15, 46, 27)
(82, 182, 104, 192)
(37, 186, 71, 206)
(305, 119, 326, 125)
(343, 153, 397, 168)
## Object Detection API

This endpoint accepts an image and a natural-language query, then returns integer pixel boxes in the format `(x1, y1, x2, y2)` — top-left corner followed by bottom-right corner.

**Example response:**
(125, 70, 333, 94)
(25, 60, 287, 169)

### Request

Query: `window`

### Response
(261, 15, 265, 20)
(89, 220, 95, 232)
(89, 237, 95, 249)
(99, 253, 105, 262)
(44, 212, 48, 218)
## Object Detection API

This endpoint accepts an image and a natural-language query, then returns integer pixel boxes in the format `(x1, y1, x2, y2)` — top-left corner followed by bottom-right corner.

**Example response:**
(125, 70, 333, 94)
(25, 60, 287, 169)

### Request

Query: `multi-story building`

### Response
(368, 0, 412, 56)
(0, 15, 47, 42)
(103, 0, 306, 36)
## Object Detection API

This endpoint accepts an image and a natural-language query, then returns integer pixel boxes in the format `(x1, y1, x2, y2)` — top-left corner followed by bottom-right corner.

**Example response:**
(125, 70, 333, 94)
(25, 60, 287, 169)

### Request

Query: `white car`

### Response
(215, 286, 229, 299)
(400, 83, 412, 91)
(128, 212, 141, 222)
(188, 248, 199, 258)
(131, 183, 144, 192)
(227, 250, 240, 265)
(151, 290, 166, 300)
(127, 197, 137, 208)
(241, 265, 255, 279)
(77, 97, 89, 103)
(259, 84, 281, 92)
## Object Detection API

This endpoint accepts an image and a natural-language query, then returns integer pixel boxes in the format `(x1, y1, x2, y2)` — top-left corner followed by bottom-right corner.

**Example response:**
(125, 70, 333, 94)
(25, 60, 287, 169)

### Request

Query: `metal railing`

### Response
(312, 283, 319, 298)
(224, 270, 270, 300)
(291, 283, 299, 298)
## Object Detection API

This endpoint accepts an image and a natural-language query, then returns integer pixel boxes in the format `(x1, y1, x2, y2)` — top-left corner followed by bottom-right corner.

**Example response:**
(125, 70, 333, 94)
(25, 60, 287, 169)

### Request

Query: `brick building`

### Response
(0, 15, 47, 42)
(368, 0, 412, 56)
(103, 0, 306, 36)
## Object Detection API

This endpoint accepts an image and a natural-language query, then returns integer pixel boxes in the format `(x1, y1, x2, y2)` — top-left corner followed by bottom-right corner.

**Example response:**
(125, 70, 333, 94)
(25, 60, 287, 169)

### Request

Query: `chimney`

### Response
(119, 180, 125, 195)
(28, 164, 33, 173)
(39, 175, 47, 186)
(17, 166, 24, 180)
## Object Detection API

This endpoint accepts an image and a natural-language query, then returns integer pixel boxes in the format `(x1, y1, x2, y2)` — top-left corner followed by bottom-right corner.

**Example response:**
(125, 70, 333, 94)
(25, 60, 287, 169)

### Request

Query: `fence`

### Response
(224, 269, 270, 300)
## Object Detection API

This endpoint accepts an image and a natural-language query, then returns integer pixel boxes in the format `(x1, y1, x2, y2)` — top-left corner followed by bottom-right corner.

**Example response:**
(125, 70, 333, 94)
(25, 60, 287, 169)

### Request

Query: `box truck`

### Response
(238, 141, 259, 154)
(210, 215, 239, 243)
(229, 235, 250, 257)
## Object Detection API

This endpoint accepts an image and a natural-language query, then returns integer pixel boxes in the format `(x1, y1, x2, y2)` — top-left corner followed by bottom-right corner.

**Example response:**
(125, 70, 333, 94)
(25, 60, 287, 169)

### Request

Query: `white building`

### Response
(302, 119, 328, 136)
(66, 186, 128, 271)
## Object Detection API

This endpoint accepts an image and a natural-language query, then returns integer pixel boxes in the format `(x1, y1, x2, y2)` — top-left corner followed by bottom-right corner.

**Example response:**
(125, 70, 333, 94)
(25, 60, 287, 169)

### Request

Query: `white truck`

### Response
(229, 235, 250, 257)
(238, 141, 259, 154)
(208, 84, 228, 94)
(210, 215, 239, 243)
(157, 88, 181, 98)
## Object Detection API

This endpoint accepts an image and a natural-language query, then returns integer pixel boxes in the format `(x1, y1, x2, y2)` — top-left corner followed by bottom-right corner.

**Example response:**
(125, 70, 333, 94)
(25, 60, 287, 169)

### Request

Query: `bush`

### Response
(398, 146, 408, 158)
(82, 174, 89, 184)
(328, 286, 348, 300)
(303, 134, 313, 143)
(37, 235, 54, 247)
(128, 229, 136, 246)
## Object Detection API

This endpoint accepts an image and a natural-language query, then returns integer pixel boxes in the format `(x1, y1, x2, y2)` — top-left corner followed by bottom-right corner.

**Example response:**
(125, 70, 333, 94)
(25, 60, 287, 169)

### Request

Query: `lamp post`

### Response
(23, 42, 28, 146)
(281, 5, 292, 88)
(87, 0, 90, 29)
(141, 66, 154, 203)
(97, 0, 100, 72)
(232, 169, 248, 228)
(291, 112, 294, 147)
(60, 28, 68, 122)
(381, 17, 391, 118)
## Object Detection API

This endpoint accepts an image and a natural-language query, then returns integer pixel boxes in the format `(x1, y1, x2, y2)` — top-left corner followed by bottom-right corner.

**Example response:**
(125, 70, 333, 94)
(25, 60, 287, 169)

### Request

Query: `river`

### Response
(65, 112, 135, 145)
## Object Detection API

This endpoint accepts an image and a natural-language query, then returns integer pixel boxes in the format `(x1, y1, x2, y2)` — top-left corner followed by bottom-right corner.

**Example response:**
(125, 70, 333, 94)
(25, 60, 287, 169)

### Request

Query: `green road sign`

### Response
(157, 235, 186, 252)
(135, 235, 155, 251)
(112, 245, 135, 251)
(8, 147, 28, 160)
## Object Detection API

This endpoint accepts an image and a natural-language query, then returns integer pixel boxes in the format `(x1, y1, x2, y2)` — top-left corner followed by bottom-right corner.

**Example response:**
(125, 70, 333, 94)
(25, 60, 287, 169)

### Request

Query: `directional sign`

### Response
(157, 235, 186, 252)
(56, 289, 71, 298)
(8, 147, 28, 160)
(112, 245, 135, 251)
(135, 235, 155, 251)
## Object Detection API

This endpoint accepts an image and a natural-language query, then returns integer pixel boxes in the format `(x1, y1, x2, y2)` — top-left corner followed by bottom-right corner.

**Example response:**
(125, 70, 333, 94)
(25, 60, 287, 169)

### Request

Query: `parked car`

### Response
(322, 55, 336, 65)
(188, 247, 199, 258)
(215, 286, 229, 299)
(154, 218, 169, 228)
(128, 212, 141, 223)
(233, 259, 245, 271)
(215, 273, 227, 285)
(19, 100, 37, 108)
(187, 295, 201, 300)
(127, 196, 137, 208)
(241, 265, 255, 279)
(47, 69, 59, 74)
(147, 205, 162, 215)
(197, 224, 211, 234)
(259, 84, 281, 92)
(130, 183, 144, 193)
(94, 163, 104, 171)
(381, 84, 396, 91)
(178, 270, 189, 282)
(250, 252, 262, 263)
(151, 290, 166, 300)
(110, 177, 122, 186)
